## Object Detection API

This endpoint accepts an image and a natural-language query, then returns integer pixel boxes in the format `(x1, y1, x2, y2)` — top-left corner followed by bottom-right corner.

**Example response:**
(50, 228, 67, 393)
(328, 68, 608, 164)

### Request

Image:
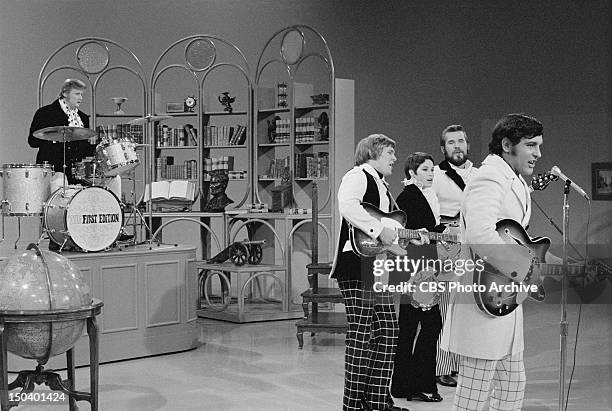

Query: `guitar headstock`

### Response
(531, 171, 559, 191)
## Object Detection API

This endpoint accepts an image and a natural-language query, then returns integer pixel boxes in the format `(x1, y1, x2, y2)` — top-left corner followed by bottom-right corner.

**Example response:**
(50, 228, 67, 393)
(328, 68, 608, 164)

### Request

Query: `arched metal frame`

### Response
(151, 217, 222, 255)
(150, 35, 253, 217)
(254, 25, 335, 216)
(38, 37, 148, 140)
(37, 38, 149, 242)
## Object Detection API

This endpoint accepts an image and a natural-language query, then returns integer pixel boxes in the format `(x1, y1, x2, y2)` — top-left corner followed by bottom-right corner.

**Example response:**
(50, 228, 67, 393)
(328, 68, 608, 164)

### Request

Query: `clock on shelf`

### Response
(184, 95, 197, 112)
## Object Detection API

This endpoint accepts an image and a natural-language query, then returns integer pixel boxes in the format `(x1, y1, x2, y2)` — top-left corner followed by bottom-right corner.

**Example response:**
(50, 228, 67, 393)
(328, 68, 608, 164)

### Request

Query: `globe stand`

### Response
(0, 299, 103, 411)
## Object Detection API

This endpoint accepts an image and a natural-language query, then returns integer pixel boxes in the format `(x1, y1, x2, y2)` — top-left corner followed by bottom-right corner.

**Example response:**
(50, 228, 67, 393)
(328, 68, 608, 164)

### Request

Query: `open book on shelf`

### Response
(143, 180, 196, 202)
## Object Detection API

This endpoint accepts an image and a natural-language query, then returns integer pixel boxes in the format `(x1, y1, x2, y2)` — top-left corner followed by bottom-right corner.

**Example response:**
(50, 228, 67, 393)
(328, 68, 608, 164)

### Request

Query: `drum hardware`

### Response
(32, 126, 96, 193)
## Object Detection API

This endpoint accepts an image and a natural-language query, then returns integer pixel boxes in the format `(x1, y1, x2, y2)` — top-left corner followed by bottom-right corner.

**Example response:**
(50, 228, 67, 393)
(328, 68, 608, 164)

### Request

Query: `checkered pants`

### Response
(339, 280, 399, 411)
(453, 352, 525, 411)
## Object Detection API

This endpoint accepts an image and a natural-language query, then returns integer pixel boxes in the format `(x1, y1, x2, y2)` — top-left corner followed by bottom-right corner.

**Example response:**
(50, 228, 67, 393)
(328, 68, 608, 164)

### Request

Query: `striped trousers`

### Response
(453, 352, 526, 411)
(339, 280, 398, 411)
(436, 285, 459, 376)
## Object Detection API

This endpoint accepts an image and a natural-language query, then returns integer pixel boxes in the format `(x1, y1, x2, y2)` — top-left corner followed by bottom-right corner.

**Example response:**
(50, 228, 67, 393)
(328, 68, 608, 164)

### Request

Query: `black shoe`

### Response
(436, 374, 457, 387)
(48, 241, 60, 252)
(408, 392, 442, 402)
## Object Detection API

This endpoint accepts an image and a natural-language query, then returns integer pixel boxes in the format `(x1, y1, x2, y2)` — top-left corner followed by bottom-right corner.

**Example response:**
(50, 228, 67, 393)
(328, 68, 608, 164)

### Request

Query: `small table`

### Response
(0, 299, 103, 411)
(196, 262, 296, 323)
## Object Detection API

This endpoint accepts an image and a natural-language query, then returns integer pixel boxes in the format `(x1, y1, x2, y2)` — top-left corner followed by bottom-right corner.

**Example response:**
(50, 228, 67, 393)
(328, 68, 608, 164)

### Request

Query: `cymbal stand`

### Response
(0, 212, 5, 245)
(61, 128, 67, 193)
(122, 172, 151, 245)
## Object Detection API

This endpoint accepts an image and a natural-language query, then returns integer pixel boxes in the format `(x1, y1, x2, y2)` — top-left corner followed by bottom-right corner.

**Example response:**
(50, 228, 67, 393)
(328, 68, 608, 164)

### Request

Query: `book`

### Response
(143, 180, 196, 202)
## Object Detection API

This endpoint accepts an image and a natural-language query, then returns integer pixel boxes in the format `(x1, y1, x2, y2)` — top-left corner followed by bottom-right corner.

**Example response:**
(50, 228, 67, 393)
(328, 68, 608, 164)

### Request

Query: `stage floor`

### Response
(5, 298, 610, 410)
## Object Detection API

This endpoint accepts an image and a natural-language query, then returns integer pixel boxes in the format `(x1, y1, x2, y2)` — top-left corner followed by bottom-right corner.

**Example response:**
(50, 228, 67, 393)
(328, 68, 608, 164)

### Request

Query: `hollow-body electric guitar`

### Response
(348, 202, 460, 257)
(474, 218, 611, 317)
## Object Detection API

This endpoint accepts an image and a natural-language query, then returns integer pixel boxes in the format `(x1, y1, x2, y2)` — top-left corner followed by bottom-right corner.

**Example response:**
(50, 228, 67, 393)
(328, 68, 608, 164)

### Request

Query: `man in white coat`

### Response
(441, 113, 553, 410)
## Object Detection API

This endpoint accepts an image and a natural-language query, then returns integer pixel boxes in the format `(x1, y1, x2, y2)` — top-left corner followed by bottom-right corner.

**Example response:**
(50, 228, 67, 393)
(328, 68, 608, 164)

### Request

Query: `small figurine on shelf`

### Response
(218, 92, 235, 113)
(267, 115, 280, 143)
(318, 111, 329, 141)
(203, 169, 233, 212)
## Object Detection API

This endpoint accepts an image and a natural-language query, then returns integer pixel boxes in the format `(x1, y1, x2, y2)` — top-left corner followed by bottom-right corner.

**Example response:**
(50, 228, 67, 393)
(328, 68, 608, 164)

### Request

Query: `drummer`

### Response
(28, 78, 94, 185)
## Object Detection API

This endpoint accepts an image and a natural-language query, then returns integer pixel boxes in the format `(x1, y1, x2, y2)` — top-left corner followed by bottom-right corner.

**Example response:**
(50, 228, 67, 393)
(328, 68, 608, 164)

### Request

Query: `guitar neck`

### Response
(398, 229, 458, 243)
(540, 263, 585, 277)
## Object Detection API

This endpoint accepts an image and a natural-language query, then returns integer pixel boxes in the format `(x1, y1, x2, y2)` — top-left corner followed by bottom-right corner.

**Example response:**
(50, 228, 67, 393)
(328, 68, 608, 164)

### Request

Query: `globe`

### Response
(0, 244, 92, 364)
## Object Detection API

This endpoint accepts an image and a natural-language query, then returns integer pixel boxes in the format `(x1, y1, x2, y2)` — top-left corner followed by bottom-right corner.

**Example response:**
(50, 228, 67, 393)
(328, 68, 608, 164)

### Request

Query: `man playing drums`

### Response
(28, 78, 94, 185)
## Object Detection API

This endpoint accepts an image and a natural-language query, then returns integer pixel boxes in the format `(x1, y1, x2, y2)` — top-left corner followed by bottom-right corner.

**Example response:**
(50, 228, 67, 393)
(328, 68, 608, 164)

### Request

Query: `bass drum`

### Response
(44, 186, 123, 252)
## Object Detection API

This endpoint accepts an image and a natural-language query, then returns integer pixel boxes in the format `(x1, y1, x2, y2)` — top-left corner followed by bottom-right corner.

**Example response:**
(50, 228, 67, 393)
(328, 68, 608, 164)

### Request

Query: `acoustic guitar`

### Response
(348, 202, 460, 257)
(473, 218, 612, 317)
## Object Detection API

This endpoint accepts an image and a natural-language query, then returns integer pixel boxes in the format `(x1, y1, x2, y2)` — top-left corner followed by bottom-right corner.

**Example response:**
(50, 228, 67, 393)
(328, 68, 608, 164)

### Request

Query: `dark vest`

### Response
(331, 170, 386, 283)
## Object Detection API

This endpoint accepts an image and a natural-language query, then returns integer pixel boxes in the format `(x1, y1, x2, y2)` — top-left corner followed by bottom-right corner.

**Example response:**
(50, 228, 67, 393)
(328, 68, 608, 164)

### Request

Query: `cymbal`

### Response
(128, 114, 172, 125)
(33, 126, 96, 142)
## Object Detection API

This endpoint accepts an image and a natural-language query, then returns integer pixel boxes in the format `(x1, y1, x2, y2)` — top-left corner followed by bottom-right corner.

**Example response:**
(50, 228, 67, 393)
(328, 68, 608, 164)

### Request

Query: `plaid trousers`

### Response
(339, 280, 399, 411)
(453, 352, 525, 411)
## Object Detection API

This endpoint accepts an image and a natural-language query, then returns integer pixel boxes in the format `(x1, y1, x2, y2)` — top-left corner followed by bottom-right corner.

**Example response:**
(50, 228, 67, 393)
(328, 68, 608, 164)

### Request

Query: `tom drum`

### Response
(95, 137, 139, 176)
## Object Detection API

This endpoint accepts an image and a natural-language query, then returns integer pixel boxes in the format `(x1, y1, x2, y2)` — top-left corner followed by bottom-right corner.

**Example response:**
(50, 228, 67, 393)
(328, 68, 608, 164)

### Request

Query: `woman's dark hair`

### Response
(404, 152, 434, 177)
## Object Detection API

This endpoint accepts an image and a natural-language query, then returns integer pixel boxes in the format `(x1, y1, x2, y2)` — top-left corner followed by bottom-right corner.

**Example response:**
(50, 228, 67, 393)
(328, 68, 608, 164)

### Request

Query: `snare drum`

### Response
(72, 157, 101, 183)
(1, 163, 52, 215)
(44, 186, 123, 252)
(96, 137, 139, 176)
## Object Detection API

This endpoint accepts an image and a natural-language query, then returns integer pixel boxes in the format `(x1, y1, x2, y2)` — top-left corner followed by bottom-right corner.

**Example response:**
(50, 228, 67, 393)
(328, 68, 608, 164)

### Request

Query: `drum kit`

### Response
(0, 115, 170, 252)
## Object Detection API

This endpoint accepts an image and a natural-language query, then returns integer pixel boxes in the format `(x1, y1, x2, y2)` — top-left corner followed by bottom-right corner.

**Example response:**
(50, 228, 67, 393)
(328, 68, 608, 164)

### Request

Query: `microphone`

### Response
(550, 166, 590, 200)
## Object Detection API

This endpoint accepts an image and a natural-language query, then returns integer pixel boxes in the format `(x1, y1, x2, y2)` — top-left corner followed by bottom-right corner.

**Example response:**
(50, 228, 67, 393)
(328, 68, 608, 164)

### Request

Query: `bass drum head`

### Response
(65, 186, 123, 251)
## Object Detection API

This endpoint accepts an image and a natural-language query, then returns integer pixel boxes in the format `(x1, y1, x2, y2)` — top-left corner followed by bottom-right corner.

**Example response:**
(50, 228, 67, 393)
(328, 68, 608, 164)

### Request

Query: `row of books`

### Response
(96, 124, 143, 144)
(203, 125, 247, 146)
(155, 124, 198, 147)
(155, 156, 198, 180)
(261, 156, 290, 179)
(295, 116, 323, 143)
(295, 152, 329, 179)
(202, 170, 247, 181)
(203, 156, 235, 172)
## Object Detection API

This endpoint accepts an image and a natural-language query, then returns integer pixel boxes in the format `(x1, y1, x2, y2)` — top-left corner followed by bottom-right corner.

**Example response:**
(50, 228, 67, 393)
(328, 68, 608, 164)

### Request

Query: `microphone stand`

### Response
(558, 180, 571, 411)
(532, 198, 583, 259)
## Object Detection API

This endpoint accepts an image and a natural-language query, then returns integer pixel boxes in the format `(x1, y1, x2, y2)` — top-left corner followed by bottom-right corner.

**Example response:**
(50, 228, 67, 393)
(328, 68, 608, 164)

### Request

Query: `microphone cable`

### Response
(565, 197, 591, 411)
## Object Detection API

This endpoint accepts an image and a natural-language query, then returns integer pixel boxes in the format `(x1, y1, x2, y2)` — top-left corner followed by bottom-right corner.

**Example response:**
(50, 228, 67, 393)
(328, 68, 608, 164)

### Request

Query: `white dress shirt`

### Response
(337, 163, 391, 252)
(433, 159, 477, 218)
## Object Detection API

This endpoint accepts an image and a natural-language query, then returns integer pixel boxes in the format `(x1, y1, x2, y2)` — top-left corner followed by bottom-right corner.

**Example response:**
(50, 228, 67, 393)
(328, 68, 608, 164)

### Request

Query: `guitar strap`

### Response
(439, 160, 466, 191)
